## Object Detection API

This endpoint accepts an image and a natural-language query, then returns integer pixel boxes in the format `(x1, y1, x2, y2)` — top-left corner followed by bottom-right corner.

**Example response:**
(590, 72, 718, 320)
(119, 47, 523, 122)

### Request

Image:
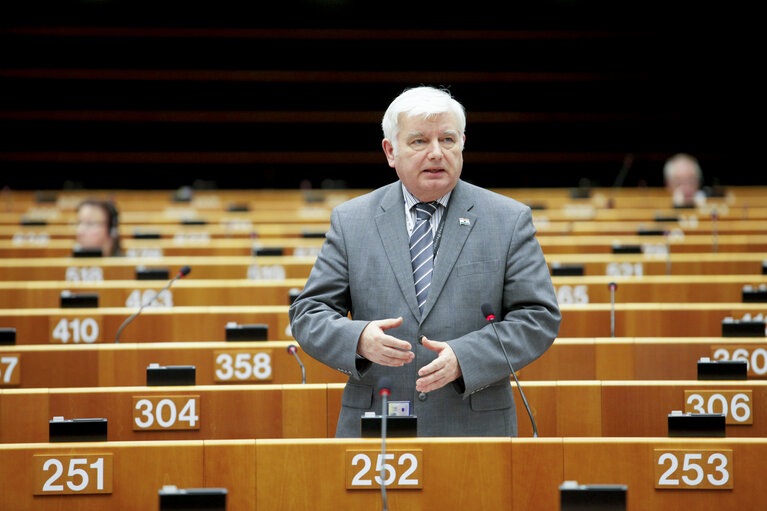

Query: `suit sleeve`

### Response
(288, 207, 372, 378)
(446, 206, 561, 397)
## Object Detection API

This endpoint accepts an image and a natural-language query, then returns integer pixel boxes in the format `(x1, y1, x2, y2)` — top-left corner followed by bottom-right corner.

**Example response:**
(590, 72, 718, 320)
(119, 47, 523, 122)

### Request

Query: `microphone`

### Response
(286, 344, 306, 384)
(377, 376, 392, 511)
(608, 153, 634, 208)
(481, 303, 538, 438)
(115, 265, 191, 343)
(607, 282, 617, 338)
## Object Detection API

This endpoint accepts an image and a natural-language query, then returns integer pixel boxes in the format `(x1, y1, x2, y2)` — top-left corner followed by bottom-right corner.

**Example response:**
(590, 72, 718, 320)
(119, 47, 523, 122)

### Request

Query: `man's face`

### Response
(666, 161, 700, 202)
(382, 112, 464, 202)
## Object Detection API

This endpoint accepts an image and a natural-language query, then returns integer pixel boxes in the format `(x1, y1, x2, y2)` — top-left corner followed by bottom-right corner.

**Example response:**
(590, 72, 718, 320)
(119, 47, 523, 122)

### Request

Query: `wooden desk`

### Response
(535, 219, 767, 236)
(0, 279, 308, 308)
(0, 440, 209, 511)
(2, 274, 766, 308)
(3, 338, 766, 390)
(2, 380, 764, 442)
(1, 252, 764, 283)
(0, 437, 764, 510)
(557, 303, 767, 338)
(0, 341, 347, 389)
(539, 234, 767, 254)
(548, 252, 767, 276)
(0, 303, 765, 344)
(0, 255, 318, 281)
(5, 218, 766, 239)
(3, 233, 767, 258)
(0, 306, 292, 344)
(532, 206, 767, 222)
(0, 237, 325, 258)
(0, 384, 328, 443)
(520, 337, 767, 381)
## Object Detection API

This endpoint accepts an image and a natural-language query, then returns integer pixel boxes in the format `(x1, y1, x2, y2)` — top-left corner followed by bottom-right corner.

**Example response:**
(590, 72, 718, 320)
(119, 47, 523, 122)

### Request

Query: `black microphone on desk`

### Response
(481, 303, 538, 438)
(115, 265, 191, 343)
(377, 376, 392, 511)
(286, 344, 306, 384)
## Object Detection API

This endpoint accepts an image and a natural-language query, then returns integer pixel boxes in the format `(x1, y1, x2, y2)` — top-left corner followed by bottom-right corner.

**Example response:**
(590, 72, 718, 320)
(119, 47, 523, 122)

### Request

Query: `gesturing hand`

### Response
(415, 337, 462, 393)
(357, 317, 414, 367)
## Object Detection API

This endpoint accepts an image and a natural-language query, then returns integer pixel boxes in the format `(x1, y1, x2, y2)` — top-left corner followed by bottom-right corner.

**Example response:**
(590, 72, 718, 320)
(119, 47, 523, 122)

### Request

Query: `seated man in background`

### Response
(75, 199, 123, 256)
(664, 153, 704, 207)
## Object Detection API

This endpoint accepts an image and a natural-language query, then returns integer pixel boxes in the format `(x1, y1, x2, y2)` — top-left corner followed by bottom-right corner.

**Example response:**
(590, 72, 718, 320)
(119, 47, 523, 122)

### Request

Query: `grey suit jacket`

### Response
(289, 179, 561, 437)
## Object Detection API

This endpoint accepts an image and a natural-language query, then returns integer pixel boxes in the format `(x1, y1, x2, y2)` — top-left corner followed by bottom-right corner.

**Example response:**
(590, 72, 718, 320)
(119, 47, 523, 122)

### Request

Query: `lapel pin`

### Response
(459, 218, 471, 226)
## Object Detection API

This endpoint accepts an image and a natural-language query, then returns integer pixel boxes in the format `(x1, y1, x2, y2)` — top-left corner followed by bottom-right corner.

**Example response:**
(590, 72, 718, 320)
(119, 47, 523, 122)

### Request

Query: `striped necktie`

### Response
(410, 202, 438, 316)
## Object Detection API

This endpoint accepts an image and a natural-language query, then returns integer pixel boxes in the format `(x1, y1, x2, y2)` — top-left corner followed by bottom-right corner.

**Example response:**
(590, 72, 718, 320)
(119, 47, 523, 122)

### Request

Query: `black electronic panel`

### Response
(136, 267, 170, 280)
(146, 365, 196, 386)
(360, 415, 418, 438)
(159, 487, 227, 511)
(668, 412, 725, 438)
(49, 418, 108, 442)
(697, 359, 748, 380)
(560, 482, 627, 511)
(225, 323, 268, 342)
(60, 291, 99, 308)
(0, 328, 16, 345)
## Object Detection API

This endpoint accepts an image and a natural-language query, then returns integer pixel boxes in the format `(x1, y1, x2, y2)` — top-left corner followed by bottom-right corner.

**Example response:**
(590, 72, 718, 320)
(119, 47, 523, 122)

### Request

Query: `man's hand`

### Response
(357, 317, 414, 367)
(415, 337, 462, 393)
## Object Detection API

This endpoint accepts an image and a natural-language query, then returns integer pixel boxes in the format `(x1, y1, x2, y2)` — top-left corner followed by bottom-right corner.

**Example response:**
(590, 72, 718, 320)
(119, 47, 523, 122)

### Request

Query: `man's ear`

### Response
(382, 138, 396, 168)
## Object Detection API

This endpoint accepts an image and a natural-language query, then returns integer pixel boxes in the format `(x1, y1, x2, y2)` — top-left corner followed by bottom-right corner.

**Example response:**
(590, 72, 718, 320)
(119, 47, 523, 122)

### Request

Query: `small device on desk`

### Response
(159, 486, 227, 511)
(559, 481, 627, 511)
(361, 401, 418, 438)
(49, 417, 108, 442)
(225, 322, 268, 342)
(146, 364, 196, 386)
(60, 291, 99, 308)
(667, 410, 726, 438)
(697, 357, 748, 380)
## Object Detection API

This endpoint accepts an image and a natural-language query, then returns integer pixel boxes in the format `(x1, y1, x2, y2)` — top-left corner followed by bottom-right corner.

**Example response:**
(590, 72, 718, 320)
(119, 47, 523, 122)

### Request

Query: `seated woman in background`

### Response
(75, 199, 124, 256)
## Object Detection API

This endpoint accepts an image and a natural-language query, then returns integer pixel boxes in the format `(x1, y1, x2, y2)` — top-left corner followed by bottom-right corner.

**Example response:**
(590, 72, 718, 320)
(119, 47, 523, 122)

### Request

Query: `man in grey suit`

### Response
(289, 86, 561, 437)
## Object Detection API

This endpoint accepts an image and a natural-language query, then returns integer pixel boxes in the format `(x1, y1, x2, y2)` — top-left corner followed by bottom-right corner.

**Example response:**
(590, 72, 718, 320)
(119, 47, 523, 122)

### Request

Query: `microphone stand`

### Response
(379, 383, 391, 511)
(481, 304, 538, 438)
(286, 345, 306, 384)
(608, 282, 617, 338)
(115, 266, 190, 343)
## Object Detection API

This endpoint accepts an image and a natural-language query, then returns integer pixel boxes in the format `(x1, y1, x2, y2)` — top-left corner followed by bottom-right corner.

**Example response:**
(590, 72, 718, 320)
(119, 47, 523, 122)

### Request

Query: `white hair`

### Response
(664, 153, 702, 182)
(381, 86, 466, 154)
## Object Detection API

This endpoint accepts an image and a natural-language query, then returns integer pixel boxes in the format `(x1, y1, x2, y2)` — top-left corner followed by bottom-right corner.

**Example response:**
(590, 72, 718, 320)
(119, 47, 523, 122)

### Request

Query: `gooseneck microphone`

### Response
(377, 376, 392, 511)
(481, 303, 538, 438)
(115, 265, 191, 343)
(286, 344, 306, 384)
(608, 282, 618, 338)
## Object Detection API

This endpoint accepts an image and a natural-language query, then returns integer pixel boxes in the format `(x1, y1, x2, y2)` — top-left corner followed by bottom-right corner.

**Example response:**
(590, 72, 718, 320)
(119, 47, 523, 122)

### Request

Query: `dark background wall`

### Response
(0, 0, 755, 192)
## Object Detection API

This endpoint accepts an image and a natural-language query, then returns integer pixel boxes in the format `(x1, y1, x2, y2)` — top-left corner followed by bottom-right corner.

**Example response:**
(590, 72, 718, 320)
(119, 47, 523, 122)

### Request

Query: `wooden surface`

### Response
(1, 274, 766, 308)
(4, 218, 767, 238)
(0, 305, 293, 343)
(0, 384, 329, 443)
(3, 233, 767, 258)
(3, 338, 766, 389)
(3, 380, 765, 442)
(0, 255, 319, 281)
(8, 438, 757, 510)
(0, 341, 346, 388)
(1, 252, 764, 282)
(1, 302, 765, 344)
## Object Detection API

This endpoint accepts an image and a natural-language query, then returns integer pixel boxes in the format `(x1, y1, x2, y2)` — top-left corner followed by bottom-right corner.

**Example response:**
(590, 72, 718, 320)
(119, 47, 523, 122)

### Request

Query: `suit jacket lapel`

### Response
(421, 180, 476, 321)
(375, 183, 422, 320)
